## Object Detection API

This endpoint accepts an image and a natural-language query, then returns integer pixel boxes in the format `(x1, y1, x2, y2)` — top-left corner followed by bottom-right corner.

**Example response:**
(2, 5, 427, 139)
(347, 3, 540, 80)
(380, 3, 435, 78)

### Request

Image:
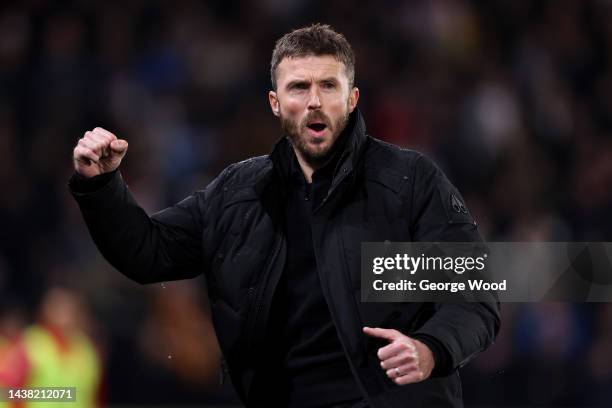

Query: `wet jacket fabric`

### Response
(69, 109, 500, 407)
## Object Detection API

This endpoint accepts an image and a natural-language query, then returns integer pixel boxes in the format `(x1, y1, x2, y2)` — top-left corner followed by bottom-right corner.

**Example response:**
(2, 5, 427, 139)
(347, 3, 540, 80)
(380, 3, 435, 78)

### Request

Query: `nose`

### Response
(307, 89, 322, 110)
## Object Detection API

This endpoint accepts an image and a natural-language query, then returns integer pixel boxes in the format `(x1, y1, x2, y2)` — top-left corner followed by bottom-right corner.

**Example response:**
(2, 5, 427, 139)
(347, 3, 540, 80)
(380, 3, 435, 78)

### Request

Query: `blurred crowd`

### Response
(0, 0, 611, 406)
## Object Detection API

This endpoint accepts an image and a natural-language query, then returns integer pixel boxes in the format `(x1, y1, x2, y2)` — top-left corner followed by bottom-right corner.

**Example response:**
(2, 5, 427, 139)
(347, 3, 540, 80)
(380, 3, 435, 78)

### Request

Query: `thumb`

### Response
(363, 326, 400, 342)
(109, 139, 128, 157)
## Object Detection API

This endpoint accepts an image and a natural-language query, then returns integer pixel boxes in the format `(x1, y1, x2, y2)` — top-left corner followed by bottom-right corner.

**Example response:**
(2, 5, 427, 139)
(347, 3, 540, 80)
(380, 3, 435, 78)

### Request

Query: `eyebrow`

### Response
(285, 77, 340, 89)
(286, 79, 310, 89)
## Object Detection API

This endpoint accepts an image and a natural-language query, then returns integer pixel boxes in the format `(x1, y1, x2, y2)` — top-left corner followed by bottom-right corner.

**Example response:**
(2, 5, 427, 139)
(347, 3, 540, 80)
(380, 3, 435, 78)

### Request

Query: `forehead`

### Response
(276, 55, 347, 85)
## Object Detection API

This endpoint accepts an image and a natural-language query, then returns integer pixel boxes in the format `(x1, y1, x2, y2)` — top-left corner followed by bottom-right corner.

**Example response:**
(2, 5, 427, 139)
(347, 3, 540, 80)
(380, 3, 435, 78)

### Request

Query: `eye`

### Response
(291, 82, 309, 90)
(322, 81, 336, 89)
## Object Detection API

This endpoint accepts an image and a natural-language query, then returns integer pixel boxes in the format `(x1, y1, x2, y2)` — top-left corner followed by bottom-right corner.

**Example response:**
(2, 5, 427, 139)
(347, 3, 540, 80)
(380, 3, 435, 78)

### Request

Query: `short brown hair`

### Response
(270, 23, 355, 90)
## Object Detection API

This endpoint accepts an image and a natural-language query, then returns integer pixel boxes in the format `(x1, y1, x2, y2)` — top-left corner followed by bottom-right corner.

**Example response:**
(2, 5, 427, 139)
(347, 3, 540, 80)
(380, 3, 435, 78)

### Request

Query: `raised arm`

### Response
(69, 127, 207, 284)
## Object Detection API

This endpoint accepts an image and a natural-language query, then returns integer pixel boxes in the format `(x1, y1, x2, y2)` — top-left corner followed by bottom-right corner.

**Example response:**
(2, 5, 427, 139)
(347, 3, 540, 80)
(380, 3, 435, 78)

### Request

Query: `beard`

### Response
(280, 107, 350, 168)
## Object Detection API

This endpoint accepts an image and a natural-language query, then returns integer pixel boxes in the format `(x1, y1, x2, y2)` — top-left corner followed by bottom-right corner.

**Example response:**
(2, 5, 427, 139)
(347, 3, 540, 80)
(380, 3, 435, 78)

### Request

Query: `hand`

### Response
(73, 127, 128, 178)
(363, 326, 434, 385)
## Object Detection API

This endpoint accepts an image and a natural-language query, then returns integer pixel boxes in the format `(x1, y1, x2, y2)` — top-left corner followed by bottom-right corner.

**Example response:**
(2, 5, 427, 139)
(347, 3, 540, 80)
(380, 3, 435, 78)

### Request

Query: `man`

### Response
(69, 24, 499, 407)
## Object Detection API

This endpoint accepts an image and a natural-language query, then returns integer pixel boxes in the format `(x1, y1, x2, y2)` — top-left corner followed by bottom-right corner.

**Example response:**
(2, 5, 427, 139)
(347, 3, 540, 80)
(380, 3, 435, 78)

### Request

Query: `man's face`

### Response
(269, 55, 359, 167)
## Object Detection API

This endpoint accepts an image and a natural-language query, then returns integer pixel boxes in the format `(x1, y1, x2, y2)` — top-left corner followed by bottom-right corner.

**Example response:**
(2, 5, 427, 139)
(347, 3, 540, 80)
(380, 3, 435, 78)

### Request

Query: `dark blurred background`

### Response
(0, 0, 611, 406)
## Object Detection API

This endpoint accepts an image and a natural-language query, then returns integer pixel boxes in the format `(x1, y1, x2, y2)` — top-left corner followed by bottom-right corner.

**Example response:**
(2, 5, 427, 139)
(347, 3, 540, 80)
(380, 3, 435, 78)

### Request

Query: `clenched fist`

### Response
(73, 127, 128, 178)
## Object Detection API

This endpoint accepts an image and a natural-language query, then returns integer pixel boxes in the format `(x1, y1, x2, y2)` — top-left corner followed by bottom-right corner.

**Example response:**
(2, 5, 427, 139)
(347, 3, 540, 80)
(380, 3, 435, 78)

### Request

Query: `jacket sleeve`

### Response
(408, 153, 501, 376)
(68, 170, 215, 284)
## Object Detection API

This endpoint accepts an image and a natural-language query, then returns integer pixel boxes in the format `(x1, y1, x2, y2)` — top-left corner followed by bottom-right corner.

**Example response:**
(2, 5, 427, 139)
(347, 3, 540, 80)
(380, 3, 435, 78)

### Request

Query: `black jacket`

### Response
(69, 110, 500, 407)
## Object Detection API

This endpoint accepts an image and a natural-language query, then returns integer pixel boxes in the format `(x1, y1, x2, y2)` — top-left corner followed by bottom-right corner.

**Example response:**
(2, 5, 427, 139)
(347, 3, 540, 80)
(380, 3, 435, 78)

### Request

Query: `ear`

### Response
(348, 87, 360, 113)
(269, 90, 280, 117)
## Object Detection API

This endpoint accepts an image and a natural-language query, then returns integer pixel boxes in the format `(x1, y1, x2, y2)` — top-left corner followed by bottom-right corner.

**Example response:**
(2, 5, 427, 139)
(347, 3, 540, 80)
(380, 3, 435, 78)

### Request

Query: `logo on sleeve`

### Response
(450, 193, 468, 214)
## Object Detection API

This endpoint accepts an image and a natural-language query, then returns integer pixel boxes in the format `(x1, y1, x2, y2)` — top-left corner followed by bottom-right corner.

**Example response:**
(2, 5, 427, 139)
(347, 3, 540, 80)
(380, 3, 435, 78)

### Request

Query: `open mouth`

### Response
(307, 122, 327, 132)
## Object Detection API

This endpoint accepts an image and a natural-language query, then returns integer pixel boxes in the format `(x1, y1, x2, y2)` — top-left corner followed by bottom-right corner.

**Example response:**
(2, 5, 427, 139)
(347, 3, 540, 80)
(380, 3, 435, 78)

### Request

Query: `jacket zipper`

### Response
(311, 220, 374, 407)
(219, 356, 229, 385)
